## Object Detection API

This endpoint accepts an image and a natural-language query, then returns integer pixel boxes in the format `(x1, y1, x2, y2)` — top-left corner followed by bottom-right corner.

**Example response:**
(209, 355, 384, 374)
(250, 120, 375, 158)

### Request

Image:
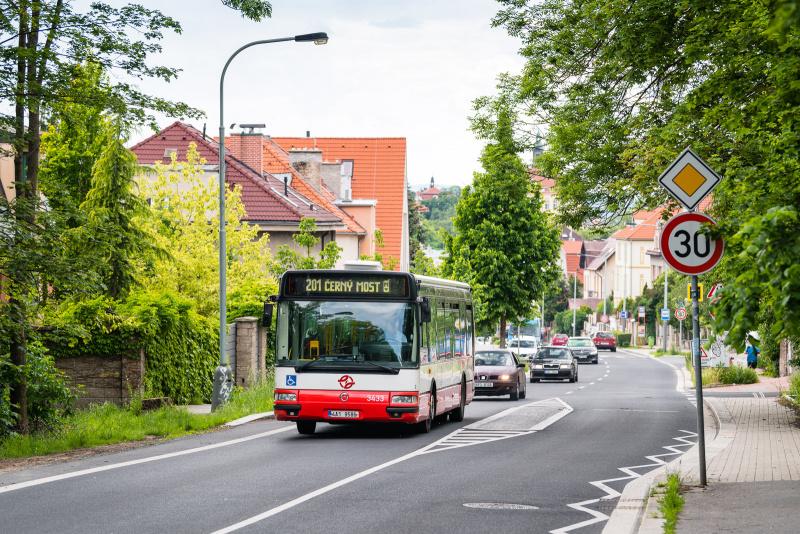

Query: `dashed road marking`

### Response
(211, 398, 574, 534)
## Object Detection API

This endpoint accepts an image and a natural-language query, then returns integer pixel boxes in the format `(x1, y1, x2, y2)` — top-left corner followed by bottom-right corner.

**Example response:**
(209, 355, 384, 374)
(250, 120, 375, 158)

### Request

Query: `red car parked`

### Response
(551, 333, 569, 346)
(592, 331, 617, 352)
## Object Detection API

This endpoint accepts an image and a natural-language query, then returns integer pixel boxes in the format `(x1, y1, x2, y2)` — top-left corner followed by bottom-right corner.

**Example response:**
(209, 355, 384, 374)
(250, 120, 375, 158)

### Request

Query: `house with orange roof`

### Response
(223, 129, 370, 264)
(531, 172, 558, 212)
(271, 135, 408, 270)
(130, 122, 358, 264)
(610, 207, 668, 304)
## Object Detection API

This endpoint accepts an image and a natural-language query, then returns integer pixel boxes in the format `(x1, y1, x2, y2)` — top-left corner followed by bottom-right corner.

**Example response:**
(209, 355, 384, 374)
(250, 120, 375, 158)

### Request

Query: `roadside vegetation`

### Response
(658, 474, 685, 534)
(653, 348, 691, 358)
(787, 373, 800, 403)
(0, 382, 273, 461)
(684, 355, 758, 387)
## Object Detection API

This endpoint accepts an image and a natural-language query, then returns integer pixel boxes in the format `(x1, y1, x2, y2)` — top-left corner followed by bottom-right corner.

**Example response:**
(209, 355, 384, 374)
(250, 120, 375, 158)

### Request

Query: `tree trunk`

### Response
(499, 314, 507, 348)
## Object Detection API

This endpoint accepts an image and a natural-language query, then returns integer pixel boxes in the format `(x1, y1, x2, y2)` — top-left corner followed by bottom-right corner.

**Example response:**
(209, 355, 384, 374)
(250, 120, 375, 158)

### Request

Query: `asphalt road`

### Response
(0, 349, 696, 534)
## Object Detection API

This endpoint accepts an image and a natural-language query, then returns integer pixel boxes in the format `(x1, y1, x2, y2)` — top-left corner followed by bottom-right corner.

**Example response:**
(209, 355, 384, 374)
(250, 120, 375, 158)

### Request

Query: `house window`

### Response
(163, 148, 178, 159)
(639, 247, 645, 265)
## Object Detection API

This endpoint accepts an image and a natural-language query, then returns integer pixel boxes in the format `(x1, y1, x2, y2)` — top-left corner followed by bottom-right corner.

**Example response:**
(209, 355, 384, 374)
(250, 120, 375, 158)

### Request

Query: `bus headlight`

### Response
(275, 392, 297, 401)
(391, 395, 417, 404)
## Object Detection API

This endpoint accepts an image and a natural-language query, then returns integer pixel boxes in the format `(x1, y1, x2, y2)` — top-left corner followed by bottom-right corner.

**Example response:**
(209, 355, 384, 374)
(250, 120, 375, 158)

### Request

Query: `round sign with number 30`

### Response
(660, 212, 724, 275)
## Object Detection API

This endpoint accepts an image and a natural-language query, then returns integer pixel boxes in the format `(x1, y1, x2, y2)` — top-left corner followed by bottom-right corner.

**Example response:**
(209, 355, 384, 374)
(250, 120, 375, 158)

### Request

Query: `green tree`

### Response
(142, 144, 277, 320)
(0, 0, 276, 434)
(410, 248, 441, 277)
(275, 217, 342, 273)
(80, 130, 155, 299)
(444, 108, 560, 347)
(407, 188, 424, 261)
(478, 0, 800, 350)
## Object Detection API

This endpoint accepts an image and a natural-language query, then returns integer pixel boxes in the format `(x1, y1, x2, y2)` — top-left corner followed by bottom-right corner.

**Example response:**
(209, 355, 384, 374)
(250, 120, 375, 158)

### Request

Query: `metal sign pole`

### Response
(691, 274, 707, 486)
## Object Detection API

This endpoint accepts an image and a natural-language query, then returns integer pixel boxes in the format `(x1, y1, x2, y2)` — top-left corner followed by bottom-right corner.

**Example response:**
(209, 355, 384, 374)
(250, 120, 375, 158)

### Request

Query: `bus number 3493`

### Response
(367, 395, 386, 402)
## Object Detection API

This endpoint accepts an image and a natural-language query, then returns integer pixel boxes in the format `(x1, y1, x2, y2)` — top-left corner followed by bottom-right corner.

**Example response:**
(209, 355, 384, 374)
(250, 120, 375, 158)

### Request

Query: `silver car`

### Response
(567, 337, 599, 364)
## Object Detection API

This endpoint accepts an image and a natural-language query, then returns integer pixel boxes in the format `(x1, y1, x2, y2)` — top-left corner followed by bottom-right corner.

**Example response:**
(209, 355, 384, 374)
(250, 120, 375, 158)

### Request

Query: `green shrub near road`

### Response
(659, 473, 685, 534)
(788, 373, 800, 402)
(615, 333, 631, 347)
(684, 355, 758, 387)
(0, 381, 273, 460)
(653, 348, 691, 357)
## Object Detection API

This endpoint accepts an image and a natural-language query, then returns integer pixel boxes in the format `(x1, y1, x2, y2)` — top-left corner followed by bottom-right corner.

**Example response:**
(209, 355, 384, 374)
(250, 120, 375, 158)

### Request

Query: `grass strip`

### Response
(659, 473, 684, 534)
(0, 382, 273, 460)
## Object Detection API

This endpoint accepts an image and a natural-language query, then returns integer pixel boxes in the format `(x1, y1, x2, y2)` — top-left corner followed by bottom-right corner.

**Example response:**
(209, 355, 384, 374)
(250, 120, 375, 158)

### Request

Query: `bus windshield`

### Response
(276, 300, 417, 368)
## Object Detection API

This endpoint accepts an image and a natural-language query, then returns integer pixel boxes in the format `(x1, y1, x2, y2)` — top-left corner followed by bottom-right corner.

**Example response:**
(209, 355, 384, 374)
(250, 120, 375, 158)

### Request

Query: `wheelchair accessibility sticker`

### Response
(285, 374, 297, 387)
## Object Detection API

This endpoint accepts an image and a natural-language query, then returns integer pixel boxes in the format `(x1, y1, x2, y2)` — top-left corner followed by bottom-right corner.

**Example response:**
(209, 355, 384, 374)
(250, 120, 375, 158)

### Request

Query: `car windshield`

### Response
(535, 348, 570, 360)
(595, 332, 613, 338)
(475, 351, 514, 366)
(513, 340, 537, 348)
(568, 338, 594, 347)
(276, 300, 417, 368)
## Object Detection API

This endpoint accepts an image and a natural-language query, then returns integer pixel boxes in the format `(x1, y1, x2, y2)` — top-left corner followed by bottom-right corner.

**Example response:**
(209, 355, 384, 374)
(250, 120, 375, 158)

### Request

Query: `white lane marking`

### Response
(598, 378, 603, 381)
(578, 386, 585, 390)
(0, 426, 294, 496)
(565, 391, 573, 394)
(590, 382, 595, 385)
(550, 429, 697, 534)
(212, 398, 574, 534)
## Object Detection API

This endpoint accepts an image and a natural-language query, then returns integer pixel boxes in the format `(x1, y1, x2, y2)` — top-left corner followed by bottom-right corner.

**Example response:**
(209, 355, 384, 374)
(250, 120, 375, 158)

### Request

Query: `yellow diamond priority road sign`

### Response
(658, 147, 721, 211)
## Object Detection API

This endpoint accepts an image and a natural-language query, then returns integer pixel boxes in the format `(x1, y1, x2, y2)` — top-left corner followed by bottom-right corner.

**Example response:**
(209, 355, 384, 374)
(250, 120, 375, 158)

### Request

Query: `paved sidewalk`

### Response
(676, 397, 800, 532)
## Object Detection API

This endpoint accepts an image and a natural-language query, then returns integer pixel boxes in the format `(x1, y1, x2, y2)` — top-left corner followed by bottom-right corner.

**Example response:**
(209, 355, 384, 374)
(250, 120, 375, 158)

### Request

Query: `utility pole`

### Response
(663, 267, 669, 351)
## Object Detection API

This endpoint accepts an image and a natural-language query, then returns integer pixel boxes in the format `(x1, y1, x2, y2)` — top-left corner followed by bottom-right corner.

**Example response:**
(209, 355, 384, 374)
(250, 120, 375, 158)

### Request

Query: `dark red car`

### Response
(551, 333, 569, 346)
(592, 331, 617, 352)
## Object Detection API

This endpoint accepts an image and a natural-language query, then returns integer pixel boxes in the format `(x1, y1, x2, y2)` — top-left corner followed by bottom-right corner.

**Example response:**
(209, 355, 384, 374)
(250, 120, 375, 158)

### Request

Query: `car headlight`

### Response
(499, 374, 511, 380)
(532, 364, 543, 369)
(559, 363, 572, 369)
(274, 392, 297, 401)
(391, 395, 417, 404)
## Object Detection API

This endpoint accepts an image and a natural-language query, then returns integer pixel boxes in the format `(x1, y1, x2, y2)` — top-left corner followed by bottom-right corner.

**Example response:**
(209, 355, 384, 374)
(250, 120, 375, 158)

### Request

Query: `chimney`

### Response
(289, 147, 324, 191)
(229, 123, 265, 175)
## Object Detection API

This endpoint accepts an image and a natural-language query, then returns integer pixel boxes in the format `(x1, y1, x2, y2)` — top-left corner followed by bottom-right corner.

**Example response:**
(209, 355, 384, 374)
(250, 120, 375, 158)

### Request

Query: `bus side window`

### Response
(429, 298, 439, 362)
(465, 305, 474, 358)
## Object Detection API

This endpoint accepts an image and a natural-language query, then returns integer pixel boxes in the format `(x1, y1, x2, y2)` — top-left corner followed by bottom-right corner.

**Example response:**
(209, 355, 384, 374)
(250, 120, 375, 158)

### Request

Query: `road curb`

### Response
(602, 396, 731, 534)
(224, 411, 275, 427)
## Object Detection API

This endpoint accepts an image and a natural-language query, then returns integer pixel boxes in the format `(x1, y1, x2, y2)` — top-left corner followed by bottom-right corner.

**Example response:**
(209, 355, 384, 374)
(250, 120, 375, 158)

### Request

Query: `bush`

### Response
(788, 372, 800, 400)
(0, 340, 75, 437)
(718, 365, 758, 385)
(616, 333, 632, 347)
(43, 290, 217, 405)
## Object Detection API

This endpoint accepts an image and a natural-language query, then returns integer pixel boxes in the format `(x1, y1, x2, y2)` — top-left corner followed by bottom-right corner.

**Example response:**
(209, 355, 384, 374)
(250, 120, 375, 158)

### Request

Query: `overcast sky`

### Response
(118, 0, 525, 190)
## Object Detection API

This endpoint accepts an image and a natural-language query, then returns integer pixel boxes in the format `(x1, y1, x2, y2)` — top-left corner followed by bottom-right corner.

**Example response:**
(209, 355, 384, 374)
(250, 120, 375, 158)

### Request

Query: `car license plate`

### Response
(328, 410, 359, 419)
(475, 381, 493, 387)
(544, 370, 558, 374)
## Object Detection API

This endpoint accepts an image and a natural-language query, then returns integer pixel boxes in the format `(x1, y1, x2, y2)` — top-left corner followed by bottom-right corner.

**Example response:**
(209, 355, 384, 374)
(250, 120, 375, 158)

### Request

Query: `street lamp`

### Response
(211, 32, 329, 410)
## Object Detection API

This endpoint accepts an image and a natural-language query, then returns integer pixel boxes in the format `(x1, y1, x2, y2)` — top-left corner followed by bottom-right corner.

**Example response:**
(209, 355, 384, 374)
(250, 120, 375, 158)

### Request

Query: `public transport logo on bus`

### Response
(338, 375, 355, 389)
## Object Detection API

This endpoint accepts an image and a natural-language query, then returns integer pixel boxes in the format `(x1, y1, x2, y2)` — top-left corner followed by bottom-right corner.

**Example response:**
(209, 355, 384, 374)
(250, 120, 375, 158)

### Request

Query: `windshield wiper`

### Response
(296, 357, 349, 371)
(355, 360, 400, 374)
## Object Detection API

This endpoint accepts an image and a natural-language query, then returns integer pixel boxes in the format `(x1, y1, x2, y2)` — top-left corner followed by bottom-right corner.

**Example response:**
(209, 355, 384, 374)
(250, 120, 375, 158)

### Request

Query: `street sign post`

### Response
(620, 310, 628, 319)
(661, 308, 670, 321)
(675, 307, 687, 321)
(687, 283, 705, 301)
(658, 148, 724, 488)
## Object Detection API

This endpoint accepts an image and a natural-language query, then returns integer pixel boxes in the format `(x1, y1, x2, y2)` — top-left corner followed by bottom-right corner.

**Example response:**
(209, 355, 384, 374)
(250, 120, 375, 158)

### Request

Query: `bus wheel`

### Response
(418, 390, 436, 433)
(296, 421, 316, 435)
(449, 378, 467, 422)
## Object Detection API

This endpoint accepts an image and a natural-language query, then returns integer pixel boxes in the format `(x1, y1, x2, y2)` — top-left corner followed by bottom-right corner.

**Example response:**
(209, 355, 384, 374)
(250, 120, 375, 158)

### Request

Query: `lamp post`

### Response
(572, 272, 577, 336)
(211, 32, 329, 410)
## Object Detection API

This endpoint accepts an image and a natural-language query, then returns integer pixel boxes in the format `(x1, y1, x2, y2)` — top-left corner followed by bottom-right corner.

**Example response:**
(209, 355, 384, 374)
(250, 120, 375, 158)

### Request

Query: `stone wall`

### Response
(56, 350, 144, 408)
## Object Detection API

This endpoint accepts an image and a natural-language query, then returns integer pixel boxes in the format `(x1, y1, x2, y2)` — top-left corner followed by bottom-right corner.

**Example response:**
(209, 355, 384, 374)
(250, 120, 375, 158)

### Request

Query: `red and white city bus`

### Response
(268, 269, 475, 435)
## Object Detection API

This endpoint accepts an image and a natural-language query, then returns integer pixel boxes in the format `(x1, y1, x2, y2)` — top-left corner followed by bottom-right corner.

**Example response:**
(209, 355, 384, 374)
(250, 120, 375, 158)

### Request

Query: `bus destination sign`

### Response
(283, 273, 411, 299)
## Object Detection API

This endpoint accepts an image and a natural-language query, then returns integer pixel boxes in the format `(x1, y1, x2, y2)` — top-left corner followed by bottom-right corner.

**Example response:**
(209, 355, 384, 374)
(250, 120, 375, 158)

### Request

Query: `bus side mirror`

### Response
(420, 297, 431, 323)
(261, 301, 274, 327)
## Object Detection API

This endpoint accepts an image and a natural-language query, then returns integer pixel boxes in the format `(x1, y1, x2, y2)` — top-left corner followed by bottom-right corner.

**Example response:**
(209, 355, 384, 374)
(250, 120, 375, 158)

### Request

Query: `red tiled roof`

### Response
(259, 137, 365, 235)
(273, 137, 407, 266)
(562, 240, 584, 255)
(530, 171, 556, 189)
(130, 122, 341, 225)
(612, 208, 665, 240)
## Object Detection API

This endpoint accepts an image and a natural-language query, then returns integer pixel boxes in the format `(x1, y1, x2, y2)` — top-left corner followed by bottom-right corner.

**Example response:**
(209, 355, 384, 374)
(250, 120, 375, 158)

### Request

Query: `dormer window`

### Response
(164, 148, 178, 159)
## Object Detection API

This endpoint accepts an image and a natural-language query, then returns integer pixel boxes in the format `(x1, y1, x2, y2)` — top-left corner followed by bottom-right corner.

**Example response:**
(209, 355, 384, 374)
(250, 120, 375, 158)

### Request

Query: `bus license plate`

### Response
(545, 370, 558, 374)
(475, 382, 493, 388)
(328, 410, 359, 419)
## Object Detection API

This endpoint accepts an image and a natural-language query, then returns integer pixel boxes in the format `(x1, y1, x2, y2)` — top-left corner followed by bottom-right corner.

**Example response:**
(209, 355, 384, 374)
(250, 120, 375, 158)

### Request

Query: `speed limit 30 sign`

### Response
(660, 212, 724, 275)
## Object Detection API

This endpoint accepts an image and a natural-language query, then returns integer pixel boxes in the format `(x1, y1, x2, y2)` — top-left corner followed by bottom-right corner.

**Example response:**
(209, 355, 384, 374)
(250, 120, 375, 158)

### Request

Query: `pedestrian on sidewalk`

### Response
(746, 337, 760, 369)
